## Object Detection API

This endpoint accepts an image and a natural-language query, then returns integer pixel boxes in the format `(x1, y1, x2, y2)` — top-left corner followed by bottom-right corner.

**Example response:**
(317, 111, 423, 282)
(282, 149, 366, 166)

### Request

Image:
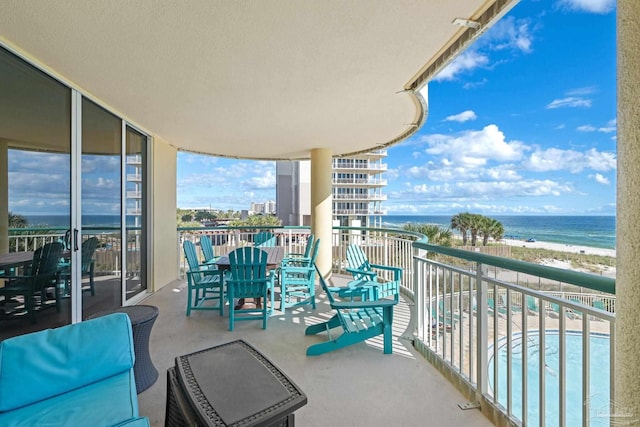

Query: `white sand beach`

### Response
(501, 238, 616, 258)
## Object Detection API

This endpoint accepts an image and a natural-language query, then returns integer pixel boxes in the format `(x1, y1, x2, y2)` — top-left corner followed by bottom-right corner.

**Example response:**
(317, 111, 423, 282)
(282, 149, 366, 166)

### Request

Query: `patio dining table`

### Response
(0, 251, 34, 274)
(215, 247, 284, 309)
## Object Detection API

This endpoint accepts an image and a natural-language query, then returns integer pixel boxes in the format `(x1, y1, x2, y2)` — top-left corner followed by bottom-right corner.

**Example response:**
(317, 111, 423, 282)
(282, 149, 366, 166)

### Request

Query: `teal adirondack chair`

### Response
(254, 231, 276, 247)
(305, 266, 397, 356)
(281, 234, 315, 267)
(183, 240, 226, 316)
(199, 235, 220, 265)
(58, 236, 99, 296)
(280, 239, 320, 310)
(345, 244, 402, 301)
(0, 242, 64, 323)
(226, 247, 275, 331)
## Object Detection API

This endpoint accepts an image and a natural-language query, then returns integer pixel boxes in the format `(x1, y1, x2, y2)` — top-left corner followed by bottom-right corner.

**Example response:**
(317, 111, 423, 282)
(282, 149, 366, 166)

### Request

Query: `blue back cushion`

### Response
(0, 313, 135, 411)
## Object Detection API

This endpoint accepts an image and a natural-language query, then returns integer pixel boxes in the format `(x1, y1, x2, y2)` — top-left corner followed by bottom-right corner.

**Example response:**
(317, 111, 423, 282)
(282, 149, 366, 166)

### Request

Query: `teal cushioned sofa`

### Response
(0, 313, 150, 427)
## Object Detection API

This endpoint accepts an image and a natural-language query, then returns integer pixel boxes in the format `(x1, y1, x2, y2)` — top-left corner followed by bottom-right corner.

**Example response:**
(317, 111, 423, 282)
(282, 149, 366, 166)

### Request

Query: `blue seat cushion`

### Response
(0, 370, 139, 427)
(0, 313, 135, 411)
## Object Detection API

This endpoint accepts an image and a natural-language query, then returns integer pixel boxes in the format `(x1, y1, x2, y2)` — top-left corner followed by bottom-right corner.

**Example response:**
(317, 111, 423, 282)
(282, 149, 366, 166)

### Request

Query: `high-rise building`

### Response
(276, 150, 387, 228)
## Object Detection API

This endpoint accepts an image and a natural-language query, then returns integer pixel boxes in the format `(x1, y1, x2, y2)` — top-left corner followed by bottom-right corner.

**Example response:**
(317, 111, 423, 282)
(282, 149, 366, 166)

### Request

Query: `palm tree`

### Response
(403, 223, 453, 260)
(468, 214, 484, 246)
(450, 212, 472, 246)
(8, 212, 28, 228)
(480, 217, 504, 246)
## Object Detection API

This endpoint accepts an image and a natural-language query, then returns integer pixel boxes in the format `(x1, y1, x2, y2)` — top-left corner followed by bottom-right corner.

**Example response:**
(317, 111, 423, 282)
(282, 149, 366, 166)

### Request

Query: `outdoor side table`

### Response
(89, 304, 159, 393)
(165, 339, 307, 427)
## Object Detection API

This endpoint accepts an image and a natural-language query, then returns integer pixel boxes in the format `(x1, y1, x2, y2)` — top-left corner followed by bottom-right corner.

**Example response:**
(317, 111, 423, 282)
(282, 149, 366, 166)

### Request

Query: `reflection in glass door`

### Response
(0, 46, 72, 339)
(81, 99, 122, 318)
(125, 127, 147, 299)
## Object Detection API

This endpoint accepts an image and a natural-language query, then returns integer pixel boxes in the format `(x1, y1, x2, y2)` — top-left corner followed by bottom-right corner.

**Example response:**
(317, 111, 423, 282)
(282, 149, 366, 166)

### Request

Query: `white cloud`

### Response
(246, 169, 276, 189)
(399, 179, 574, 199)
(591, 173, 610, 184)
(577, 119, 616, 133)
(434, 51, 489, 81)
(444, 110, 477, 123)
(483, 16, 534, 53)
(557, 0, 615, 14)
(463, 79, 488, 90)
(566, 86, 597, 96)
(524, 147, 616, 173)
(546, 97, 592, 109)
(420, 125, 527, 167)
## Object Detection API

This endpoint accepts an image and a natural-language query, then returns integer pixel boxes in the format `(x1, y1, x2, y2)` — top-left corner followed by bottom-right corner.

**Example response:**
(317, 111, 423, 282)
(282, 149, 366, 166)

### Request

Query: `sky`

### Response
(181, 0, 616, 215)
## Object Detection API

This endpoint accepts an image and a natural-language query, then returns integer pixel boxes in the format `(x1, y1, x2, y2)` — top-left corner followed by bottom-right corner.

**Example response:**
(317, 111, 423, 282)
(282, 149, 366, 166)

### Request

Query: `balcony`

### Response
(334, 208, 387, 215)
(4, 226, 616, 426)
(332, 177, 387, 187)
(332, 193, 387, 201)
(127, 190, 143, 199)
(332, 161, 388, 172)
(126, 155, 142, 165)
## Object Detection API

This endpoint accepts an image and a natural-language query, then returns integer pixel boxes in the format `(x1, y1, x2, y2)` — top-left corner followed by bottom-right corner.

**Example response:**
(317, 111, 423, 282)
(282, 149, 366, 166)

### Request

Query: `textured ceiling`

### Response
(0, 0, 516, 160)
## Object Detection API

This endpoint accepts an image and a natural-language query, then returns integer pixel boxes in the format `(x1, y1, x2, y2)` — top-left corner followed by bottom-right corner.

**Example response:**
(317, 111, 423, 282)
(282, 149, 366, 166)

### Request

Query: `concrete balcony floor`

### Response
(137, 275, 494, 427)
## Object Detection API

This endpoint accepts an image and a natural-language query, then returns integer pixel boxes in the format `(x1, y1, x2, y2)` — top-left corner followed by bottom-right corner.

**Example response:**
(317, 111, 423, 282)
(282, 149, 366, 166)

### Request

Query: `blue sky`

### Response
(178, 0, 617, 215)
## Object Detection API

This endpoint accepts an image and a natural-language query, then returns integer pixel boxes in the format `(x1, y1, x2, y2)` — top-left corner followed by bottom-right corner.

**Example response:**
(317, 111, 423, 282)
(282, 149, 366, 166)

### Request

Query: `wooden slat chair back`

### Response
(227, 247, 275, 330)
(80, 237, 98, 295)
(345, 244, 402, 301)
(282, 234, 315, 266)
(183, 240, 225, 316)
(199, 235, 219, 264)
(305, 265, 397, 356)
(0, 242, 64, 323)
(279, 238, 320, 310)
(254, 231, 276, 247)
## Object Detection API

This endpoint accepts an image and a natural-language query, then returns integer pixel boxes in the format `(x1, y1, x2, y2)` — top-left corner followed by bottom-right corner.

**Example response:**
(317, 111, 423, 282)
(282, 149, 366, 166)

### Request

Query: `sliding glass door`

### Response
(1, 45, 150, 338)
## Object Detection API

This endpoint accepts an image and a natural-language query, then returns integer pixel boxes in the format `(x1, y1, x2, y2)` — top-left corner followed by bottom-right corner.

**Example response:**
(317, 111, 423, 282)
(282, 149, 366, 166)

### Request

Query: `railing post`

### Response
(415, 255, 423, 340)
(476, 262, 489, 397)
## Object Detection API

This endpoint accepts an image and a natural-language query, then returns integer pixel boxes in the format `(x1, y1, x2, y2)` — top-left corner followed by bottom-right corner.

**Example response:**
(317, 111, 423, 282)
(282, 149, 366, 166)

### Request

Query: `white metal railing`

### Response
(413, 255, 615, 426)
(332, 194, 387, 201)
(126, 174, 142, 181)
(333, 208, 387, 215)
(332, 178, 387, 186)
(126, 190, 142, 198)
(174, 225, 615, 426)
(332, 161, 388, 171)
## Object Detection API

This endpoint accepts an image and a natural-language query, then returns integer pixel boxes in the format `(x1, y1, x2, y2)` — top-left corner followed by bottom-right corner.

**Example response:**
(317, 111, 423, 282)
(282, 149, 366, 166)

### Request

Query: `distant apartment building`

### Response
(250, 200, 276, 215)
(276, 150, 387, 228)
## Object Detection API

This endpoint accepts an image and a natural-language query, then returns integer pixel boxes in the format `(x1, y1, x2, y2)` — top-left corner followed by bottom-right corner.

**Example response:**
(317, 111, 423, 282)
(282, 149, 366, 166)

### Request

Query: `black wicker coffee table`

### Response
(90, 304, 159, 393)
(166, 339, 307, 427)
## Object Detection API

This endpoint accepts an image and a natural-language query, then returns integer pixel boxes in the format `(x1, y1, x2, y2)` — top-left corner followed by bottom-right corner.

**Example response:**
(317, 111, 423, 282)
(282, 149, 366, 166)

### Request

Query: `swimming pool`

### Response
(488, 331, 610, 426)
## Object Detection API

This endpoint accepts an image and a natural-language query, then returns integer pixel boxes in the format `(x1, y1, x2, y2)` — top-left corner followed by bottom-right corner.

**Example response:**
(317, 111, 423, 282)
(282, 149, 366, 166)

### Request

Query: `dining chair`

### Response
(226, 247, 275, 331)
(183, 241, 225, 316)
(199, 235, 220, 265)
(0, 242, 64, 323)
(254, 231, 276, 247)
(279, 239, 320, 310)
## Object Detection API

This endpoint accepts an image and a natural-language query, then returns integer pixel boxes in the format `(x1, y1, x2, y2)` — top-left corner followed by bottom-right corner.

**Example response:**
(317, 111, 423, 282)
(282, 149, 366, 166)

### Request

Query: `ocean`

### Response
(380, 215, 616, 250)
(21, 214, 616, 250)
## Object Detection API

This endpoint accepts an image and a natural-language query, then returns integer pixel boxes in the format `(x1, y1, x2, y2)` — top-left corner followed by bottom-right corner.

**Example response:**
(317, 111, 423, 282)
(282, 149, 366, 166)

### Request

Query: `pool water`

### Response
(488, 332, 610, 426)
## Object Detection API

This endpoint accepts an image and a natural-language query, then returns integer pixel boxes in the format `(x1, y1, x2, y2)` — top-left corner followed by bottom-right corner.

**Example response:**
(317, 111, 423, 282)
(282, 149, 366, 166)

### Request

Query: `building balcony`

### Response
(332, 193, 387, 201)
(127, 174, 142, 182)
(127, 190, 143, 199)
(332, 161, 388, 172)
(126, 155, 142, 165)
(3, 226, 616, 426)
(127, 208, 142, 215)
(334, 208, 387, 215)
(332, 177, 388, 186)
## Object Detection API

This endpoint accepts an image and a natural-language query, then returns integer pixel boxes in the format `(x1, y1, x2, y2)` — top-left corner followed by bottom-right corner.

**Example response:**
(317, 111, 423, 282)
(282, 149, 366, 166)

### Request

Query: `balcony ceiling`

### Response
(0, 0, 515, 160)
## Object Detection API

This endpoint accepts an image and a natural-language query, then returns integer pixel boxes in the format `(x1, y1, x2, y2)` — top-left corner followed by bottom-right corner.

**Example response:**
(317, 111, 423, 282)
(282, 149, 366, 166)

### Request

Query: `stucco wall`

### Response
(150, 137, 178, 291)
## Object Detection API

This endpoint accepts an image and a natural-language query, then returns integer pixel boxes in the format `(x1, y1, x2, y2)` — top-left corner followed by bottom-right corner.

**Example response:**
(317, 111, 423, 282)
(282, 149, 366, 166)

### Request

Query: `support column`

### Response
(0, 141, 8, 254)
(310, 148, 332, 279)
(616, 0, 640, 420)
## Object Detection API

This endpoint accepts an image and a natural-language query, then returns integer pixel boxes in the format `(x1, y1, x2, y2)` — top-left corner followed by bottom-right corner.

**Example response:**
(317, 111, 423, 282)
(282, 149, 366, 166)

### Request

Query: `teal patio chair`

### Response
(59, 237, 99, 296)
(281, 234, 315, 267)
(526, 295, 540, 314)
(183, 240, 225, 316)
(199, 235, 220, 265)
(279, 239, 320, 310)
(345, 244, 402, 301)
(254, 231, 276, 247)
(226, 247, 275, 331)
(0, 242, 64, 323)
